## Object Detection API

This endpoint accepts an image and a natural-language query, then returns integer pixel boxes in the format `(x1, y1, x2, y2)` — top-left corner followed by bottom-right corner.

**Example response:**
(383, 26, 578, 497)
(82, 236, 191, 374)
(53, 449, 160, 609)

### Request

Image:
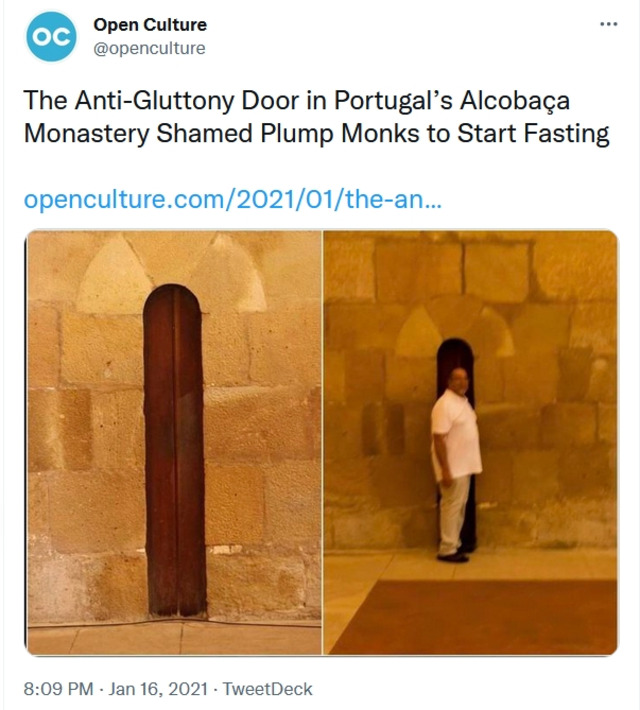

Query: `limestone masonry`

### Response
(324, 231, 616, 550)
(28, 231, 321, 625)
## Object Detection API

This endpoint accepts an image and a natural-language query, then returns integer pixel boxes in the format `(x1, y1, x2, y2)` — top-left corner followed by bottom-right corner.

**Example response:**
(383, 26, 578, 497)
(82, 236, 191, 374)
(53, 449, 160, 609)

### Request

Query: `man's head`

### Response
(447, 367, 469, 396)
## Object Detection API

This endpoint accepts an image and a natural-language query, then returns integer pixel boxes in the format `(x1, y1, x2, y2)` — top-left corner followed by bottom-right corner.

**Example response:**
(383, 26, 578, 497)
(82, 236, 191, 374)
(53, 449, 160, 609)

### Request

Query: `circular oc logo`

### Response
(27, 12, 76, 61)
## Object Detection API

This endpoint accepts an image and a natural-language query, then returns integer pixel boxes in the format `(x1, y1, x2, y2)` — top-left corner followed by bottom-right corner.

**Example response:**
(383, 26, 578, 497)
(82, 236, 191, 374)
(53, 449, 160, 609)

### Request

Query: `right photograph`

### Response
(323, 230, 617, 655)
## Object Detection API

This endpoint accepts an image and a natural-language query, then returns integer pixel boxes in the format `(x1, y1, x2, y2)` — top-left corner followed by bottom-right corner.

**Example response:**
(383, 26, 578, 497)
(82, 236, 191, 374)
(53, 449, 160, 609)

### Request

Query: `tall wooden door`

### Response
(143, 285, 206, 617)
(436, 338, 477, 550)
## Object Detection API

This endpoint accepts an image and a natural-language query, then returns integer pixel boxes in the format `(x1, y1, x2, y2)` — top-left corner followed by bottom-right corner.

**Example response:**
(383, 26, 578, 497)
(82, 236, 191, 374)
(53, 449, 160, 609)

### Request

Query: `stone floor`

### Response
(28, 619, 321, 656)
(323, 547, 617, 653)
(28, 548, 616, 656)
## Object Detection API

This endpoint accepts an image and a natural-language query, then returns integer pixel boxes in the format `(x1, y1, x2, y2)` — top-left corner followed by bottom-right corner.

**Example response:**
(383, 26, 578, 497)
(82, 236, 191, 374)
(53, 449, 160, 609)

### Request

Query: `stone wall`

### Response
(28, 231, 321, 624)
(324, 231, 616, 550)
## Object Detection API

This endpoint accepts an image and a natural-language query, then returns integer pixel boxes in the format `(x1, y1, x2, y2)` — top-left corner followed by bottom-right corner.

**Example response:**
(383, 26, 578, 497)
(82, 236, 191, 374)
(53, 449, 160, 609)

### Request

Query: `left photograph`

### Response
(27, 230, 322, 655)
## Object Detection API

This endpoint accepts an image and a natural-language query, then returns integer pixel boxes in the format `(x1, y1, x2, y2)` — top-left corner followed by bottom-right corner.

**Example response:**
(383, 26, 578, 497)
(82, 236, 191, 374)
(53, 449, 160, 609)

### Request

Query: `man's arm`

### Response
(433, 433, 453, 488)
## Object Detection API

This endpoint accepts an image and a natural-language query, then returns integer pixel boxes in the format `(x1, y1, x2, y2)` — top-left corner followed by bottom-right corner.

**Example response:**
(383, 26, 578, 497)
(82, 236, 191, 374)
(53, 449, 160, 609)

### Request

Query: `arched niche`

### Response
(436, 338, 477, 550)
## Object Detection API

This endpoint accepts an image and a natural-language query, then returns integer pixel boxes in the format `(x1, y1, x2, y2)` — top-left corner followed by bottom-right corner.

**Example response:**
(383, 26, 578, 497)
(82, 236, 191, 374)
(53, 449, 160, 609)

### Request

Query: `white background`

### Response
(3, 1, 639, 708)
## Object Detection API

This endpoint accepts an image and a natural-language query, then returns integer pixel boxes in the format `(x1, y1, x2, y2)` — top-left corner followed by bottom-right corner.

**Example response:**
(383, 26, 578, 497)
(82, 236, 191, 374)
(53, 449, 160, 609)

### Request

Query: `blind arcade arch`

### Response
(143, 285, 206, 617)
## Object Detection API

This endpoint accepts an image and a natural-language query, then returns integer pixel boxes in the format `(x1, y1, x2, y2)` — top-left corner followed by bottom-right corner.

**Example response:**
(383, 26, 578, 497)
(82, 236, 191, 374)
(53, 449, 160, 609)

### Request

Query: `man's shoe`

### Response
(458, 544, 476, 554)
(436, 552, 469, 563)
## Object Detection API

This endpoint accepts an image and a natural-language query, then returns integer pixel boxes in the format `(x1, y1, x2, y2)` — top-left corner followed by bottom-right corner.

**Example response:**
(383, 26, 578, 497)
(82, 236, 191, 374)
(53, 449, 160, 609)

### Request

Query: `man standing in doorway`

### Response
(431, 367, 482, 563)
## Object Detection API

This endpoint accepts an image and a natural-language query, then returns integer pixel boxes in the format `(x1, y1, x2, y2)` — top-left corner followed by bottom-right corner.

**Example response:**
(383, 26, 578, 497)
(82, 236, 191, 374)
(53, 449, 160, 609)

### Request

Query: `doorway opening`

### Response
(143, 285, 207, 617)
(436, 338, 477, 550)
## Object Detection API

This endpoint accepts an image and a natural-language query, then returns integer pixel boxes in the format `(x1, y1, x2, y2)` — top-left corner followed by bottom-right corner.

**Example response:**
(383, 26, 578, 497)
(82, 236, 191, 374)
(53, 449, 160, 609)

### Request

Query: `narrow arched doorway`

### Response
(436, 338, 477, 551)
(143, 285, 207, 617)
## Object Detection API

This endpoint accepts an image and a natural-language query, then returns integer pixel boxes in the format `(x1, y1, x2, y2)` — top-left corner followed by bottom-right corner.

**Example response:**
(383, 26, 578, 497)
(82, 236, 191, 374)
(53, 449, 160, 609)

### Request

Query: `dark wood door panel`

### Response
(144, 285, 206, 617)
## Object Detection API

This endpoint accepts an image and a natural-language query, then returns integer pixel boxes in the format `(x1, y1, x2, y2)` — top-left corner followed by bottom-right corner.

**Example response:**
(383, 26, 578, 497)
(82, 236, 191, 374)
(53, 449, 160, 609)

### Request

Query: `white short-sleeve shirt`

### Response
(431, 389, 483, 481)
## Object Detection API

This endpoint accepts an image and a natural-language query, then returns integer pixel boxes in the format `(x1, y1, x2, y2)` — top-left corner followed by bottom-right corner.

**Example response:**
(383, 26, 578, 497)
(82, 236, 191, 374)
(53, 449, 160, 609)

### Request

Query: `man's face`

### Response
(448, 368, 469, 396)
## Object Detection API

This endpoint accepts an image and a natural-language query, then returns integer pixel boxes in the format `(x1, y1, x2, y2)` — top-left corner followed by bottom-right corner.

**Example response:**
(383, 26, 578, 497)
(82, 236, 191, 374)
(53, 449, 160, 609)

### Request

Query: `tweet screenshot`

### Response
(3, 1, 639, 708)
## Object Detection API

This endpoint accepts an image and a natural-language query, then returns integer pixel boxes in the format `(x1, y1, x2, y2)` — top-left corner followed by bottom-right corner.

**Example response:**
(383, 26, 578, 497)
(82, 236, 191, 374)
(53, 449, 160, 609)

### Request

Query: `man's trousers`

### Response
(438, 475, 471, 556)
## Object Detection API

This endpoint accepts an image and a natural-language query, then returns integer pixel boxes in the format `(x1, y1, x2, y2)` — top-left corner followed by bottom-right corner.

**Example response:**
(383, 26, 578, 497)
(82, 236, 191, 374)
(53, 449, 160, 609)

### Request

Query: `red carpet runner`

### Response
(330, 580, 616, 655)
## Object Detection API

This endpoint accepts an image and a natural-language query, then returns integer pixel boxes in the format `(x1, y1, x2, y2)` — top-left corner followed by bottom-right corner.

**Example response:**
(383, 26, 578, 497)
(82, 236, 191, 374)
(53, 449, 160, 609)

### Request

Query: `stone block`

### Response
(324, 509, 335, 548)
(533, 232, 616, 301)
(325, 304, 407, 350)
(345, 349, 385, 402)
(376, 242, 462, 302)
(28, 389, 60, 472)
(248, 308, 320, 386)
(28, 555, 92, 624)
(588, 357, 616, 404)
(28, 389, 92, 471)
(28, 306, 59, 387)
(362, 403, 382, 456)
(324, 459, 373, 498)
(558, 348, 592, 401)
(477, 508, 537, 547)
(558, 445, 615, 498)
(204, 463, 264, 545)
(474, 357, 504, 402)
(328, 231, 442, 241)
(395, 306, 442, 358)
(59, 391, 94, 470)
(61, 313, 143, 385)
(85, 554, 148, 622)
(331, 508, 404, 549)
(404, 402, 431, 461)
(427, 295, 483, 339)
(237, 231, 321, 306)
(306, 386, 322, 458)
(201, 312, 250, 386)
(464, 307, 514, 358)
(187, 235, 267, 314)
(370, 456, 430, 509)
(127, 232, 214, 285)
(475, 451, 513, 505)
(511, 304, 571, 353)
(265, 461, 321, 542)
(503, 353, 559, 404)
(49, 469, 146, 553)
(535, 499, 616, 548)
(598, 404, 616, 445)
(324, 350, 345, 403)
(570, 303, 616, 355)
(303, 551, 322, 612)
(28, 471, 50, 554)
(362, 403, 405, 456)
(203, 386, 317, 462)
(92, 390, 144, 469)
(512, 450, 560, 505)
(399, 507, 437, 548)
(541, 403, 597, 447)
(27, 232, 106, 303)
(324, 236, 375, 301)
(477, 404, 541, 448)
(30, 551, 148, 625)
(386, 356, 436, 401)
(207, 552, 306, 619)
(386, 404, 405, 455)
(465, 243, 529, 302)
(324, 403, 363, 461)
(330, 507, 435, 549)
(76, 237, 152, 314)
(458, 232, 535, 243)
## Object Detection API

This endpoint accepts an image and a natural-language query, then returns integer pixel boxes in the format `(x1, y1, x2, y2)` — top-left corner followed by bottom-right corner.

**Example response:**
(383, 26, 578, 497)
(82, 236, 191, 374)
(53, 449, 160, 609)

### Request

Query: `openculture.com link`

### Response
(24, 188, 442, 214)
